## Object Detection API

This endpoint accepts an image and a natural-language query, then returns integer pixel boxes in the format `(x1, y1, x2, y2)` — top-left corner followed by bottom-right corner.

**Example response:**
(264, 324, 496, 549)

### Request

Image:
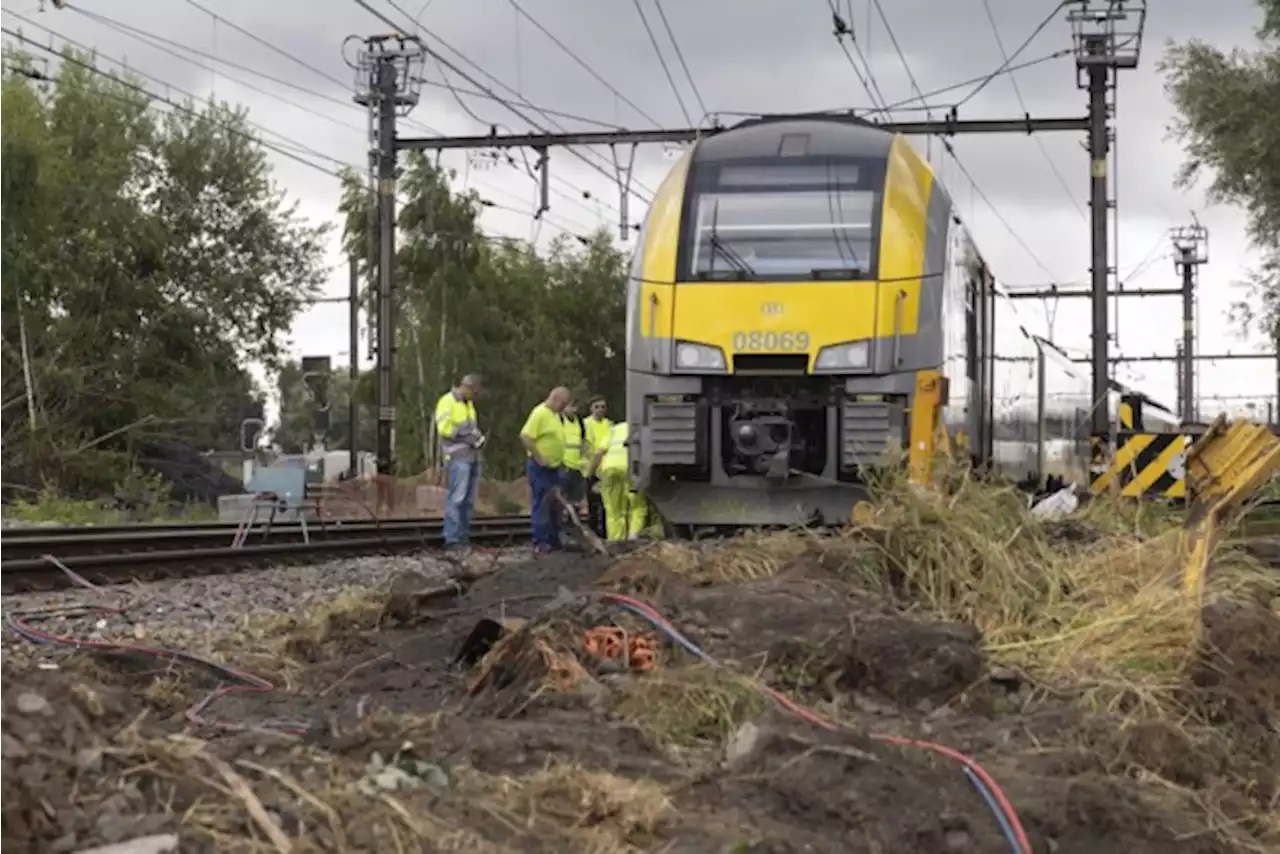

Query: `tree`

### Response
(1, 51, 329, 499)
(1162, 0, 1280, 344)
(337, 153, 630, 479)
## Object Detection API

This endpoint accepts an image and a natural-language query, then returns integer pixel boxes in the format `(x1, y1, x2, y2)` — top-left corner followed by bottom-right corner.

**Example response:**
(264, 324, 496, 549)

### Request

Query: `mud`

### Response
(3, 544, 1278, 854)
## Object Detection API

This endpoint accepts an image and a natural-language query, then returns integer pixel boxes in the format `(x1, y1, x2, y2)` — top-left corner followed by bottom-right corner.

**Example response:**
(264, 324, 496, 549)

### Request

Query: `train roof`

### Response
(696, 115, 894, 162)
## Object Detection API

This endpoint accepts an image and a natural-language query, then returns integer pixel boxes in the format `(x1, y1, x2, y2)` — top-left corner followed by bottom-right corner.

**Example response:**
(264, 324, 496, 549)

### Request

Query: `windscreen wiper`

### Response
(704, 199, 756, 280)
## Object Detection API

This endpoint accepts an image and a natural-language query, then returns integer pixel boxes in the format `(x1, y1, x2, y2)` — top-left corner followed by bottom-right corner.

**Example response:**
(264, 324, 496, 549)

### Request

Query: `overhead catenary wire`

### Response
(820, 0, 1068, 286)
(188, 0, 597, 193)
(865, 0, 940, 160)
(7, 9, 608, 233)
(505, 0, 663, 127)
(2, 27, 363, 178)
(362, 0, 657, 203)
(978, 0, 1086, 221)
(0, 30, 597, 245)
(630, 0, 692, 126)
(956, 1, 1067, 107)
(870, 49, 1075, 116)
(53, 3, 618, 224)
(652, 0, 707, 122)
(940, 137, 1066, 285)
(421, 56, 625, 219)
(825, 0, 891, 121)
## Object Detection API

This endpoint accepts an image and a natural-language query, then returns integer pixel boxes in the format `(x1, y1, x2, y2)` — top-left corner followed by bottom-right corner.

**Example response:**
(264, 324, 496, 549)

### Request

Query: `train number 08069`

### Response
(731, 331, 810, 352)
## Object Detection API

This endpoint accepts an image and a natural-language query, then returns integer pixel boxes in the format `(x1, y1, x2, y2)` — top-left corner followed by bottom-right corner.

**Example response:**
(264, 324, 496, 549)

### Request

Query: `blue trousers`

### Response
(443, 457, 481, 546)
(526, 459, 562, 548)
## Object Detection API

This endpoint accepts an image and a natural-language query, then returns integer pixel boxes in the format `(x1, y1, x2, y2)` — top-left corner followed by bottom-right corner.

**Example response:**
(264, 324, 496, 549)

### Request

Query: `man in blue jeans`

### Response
(519, 386, 571, 553)
(434, 375, 485, 549)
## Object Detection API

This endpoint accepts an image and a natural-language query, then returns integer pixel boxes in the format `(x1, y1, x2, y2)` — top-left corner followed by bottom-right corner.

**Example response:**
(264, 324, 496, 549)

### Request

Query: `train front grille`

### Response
(732, 354, 808, 375)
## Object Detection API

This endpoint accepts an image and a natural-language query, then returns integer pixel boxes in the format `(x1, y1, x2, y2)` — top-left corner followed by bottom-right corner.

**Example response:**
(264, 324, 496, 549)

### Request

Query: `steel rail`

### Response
(0, 515, 510, 539)
(0, 517, 528, 555)
(1, 516, 532, 593)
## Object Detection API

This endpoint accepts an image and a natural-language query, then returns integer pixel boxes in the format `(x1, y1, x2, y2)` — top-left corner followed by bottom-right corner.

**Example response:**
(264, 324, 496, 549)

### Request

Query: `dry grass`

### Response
(648, 468, 1273, 718)
(612, 666, 769, 749)
(96, 715, 672, 854)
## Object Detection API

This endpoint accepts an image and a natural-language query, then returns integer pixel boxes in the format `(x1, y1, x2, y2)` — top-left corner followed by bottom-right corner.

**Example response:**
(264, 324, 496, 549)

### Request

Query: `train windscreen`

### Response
(683, 161, 880, 282)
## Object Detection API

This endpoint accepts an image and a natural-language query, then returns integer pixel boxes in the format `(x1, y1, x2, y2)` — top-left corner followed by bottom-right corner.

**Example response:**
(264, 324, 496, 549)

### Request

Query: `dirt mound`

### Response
(4, 528, 1278, 853)
(650, 578, 984, 708)
(1195, 599, 1280, 745)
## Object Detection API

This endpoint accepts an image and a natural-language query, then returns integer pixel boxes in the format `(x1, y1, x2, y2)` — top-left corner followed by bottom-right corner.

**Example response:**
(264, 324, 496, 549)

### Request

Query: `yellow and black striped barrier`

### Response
(1090, 431, 1190, 498)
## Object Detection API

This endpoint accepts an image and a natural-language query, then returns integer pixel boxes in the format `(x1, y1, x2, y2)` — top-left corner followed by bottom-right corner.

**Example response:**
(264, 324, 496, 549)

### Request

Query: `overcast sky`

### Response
(4, 0, 1274, 421)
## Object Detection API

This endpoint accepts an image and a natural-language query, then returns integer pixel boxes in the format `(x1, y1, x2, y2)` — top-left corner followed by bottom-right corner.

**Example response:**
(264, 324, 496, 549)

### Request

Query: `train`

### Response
(621, 114, 1178, 529)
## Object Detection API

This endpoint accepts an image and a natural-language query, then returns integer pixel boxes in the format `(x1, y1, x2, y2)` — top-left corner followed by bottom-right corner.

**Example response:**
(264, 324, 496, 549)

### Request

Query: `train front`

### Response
(625, 117, 950, 528)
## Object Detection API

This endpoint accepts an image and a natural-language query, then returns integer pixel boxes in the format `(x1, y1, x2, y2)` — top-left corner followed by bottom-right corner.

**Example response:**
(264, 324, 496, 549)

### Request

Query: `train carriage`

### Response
(623, 115, 1175, 528)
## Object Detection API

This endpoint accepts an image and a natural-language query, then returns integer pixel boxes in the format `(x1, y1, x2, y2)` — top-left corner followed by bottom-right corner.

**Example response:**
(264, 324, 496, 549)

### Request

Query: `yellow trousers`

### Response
(599, 471, 647, 541)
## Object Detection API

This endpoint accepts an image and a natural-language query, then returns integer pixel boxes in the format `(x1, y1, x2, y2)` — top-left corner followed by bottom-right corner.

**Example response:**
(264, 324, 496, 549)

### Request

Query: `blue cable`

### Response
(612, 601, 719, 666)
(963, 765, 1022, 854)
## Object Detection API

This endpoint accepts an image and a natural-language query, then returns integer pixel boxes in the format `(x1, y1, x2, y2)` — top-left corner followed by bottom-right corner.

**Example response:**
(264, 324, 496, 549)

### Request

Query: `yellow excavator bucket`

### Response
(1179, 415, 1280, 610)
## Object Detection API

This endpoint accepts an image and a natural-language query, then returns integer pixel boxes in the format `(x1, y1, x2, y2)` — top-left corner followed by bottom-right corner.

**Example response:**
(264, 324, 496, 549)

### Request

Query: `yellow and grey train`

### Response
(623, 115, 1176, 528)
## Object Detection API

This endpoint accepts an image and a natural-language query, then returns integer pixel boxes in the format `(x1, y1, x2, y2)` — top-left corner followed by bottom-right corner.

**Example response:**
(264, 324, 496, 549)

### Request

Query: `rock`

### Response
(2, 732, 30, 758)
(943, 828, 971, 850)
(74, 747, 104, 773)
(15, 691, 50, 715)
(74, 834, 179, 854)
(725, 719, 878, 772)
(725, 721, 763, 768)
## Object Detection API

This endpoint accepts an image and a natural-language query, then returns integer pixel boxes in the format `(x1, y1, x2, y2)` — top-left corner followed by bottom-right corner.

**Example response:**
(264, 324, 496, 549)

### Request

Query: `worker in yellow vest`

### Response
(559, 399, 588, 519)
(583, 395, 613, 537)
(589, 421, 647, 541)
(520, 386, 571, 553)
(433, 374, 485, 549)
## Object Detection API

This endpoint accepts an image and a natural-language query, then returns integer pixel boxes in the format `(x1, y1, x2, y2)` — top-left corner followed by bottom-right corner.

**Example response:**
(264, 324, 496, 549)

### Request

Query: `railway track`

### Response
(1, 515, 531, 594)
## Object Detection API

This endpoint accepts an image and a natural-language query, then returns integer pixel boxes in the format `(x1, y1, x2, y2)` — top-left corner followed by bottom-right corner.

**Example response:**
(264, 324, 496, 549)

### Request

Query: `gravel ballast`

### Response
(1, 549, 532, 666)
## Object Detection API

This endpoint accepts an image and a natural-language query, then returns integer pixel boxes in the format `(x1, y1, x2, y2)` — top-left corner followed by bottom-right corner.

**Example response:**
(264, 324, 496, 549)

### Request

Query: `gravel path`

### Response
(1, 548, 534, 666)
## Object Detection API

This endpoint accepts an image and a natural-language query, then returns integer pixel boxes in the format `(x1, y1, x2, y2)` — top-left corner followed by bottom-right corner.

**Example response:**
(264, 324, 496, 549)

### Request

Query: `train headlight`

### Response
(674, 342, 726, 371)
(814, 340, 871, 371)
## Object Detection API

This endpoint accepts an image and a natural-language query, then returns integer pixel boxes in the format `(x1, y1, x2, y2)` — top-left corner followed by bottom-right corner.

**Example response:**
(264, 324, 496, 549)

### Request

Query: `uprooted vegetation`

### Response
(4, 477, 1279, 853)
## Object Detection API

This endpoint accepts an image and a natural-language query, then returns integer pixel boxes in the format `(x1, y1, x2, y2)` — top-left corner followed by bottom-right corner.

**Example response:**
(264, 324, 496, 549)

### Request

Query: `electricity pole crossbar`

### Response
(395, 115, 1092, 152)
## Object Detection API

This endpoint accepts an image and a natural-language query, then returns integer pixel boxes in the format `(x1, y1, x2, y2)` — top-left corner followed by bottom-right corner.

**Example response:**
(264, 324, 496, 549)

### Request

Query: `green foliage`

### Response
(6, 487, 127, 526)
(1162, 0, 1280, 343)
(0, 50, 329, 500)
(337, 153, 629, 478)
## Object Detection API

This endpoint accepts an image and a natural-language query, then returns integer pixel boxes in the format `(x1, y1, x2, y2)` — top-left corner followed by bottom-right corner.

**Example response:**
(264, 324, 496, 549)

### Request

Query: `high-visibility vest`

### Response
(434, 391, 479, 460)
(561, 415, 586, 472)
(600, 422, 629, 475)
(585, 416, 613, 460)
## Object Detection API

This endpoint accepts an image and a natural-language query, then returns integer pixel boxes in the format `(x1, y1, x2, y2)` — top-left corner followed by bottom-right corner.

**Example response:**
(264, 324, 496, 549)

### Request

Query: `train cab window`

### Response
(683, 160, 880, 282)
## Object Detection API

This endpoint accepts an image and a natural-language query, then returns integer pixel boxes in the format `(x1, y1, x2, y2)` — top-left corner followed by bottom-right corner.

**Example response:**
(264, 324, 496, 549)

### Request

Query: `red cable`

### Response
(598, 590, 1033, 854)
(8, 557, 306, 736)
